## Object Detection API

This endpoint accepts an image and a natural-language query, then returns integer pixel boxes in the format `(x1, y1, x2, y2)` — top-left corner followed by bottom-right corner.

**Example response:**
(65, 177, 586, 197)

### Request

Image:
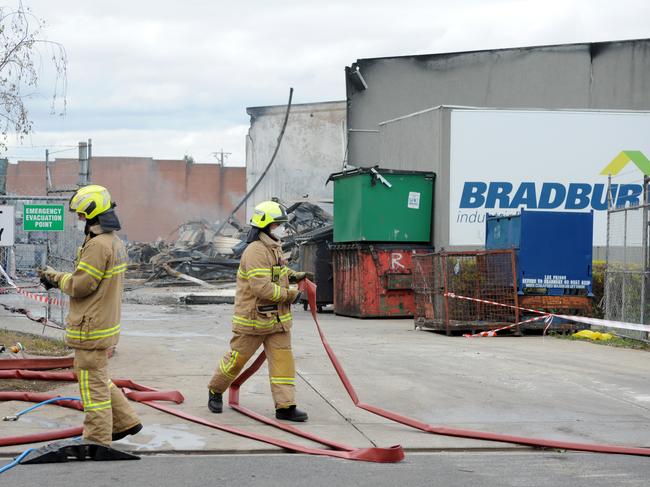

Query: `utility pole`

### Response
(212, 149, 231, 166)
(212, 149, 230, 219)
(45, 149, 53, 194)
(78, 140, 90, 186)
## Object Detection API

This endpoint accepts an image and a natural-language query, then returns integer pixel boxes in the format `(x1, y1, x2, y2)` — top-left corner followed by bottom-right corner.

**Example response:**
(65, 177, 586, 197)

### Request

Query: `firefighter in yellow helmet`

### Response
(38, 185, 142, 445)
(207, 200, 313, 421)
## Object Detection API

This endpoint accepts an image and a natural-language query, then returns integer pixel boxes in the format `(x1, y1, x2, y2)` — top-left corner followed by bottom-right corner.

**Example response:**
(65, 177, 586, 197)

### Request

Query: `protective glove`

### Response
(37, 266, 59, 290)
(286, 288, 301, 304)
(289, 271, 315, 283)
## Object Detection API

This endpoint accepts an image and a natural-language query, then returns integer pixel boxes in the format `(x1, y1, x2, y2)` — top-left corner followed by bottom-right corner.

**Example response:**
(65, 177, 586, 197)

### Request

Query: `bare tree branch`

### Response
(0, 1, 67, 150)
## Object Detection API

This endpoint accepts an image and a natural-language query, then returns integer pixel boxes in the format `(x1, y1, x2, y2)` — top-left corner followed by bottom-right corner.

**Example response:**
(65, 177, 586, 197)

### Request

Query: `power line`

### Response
(211, 148, 231, 166)
(2, 145, 77, 149)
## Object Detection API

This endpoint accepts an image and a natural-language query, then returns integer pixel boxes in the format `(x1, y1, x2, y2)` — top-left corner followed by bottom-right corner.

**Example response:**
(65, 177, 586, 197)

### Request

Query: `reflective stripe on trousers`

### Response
(208, 330, 296, 409)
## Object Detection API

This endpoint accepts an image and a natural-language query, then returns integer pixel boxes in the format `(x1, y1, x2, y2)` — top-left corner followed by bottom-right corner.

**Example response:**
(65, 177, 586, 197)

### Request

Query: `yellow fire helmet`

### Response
(250, 200, 289, 229)
(68, 184, 112, 219)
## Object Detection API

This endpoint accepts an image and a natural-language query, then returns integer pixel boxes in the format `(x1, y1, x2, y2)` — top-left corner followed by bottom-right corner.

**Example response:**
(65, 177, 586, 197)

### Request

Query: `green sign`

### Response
(23, 204, 65, 231)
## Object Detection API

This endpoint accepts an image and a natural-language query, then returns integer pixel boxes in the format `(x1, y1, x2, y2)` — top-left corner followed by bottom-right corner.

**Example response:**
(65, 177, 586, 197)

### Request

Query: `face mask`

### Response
(77, 220, 86, 232)
(271, 225, 287, 239)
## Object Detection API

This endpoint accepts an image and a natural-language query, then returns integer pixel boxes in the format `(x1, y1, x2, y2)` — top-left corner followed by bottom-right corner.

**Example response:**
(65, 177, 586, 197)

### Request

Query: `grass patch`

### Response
(0, 329, 70, 356)
(551, 332, 650, 351)
(0, 328, 72, 392)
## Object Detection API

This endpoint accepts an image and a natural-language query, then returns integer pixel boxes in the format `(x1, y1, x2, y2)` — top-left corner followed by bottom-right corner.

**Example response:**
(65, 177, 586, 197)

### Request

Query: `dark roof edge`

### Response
(350, 37, 650, 65)
(247, 100, 346, 115)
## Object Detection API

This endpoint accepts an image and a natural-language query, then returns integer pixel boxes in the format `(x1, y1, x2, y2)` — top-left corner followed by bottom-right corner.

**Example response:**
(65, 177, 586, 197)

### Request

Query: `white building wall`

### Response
(245, 101, 346, 217)
(379, 106, 650, 256)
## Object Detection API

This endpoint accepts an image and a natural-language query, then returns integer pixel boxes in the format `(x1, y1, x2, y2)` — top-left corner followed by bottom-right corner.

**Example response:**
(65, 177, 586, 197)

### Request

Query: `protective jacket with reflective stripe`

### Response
(53, 225, 128, 350)
(232, 232, 296, 335)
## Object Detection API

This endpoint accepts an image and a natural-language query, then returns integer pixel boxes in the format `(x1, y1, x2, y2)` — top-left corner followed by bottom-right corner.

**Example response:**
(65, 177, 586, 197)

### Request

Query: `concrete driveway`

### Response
(1, 291, 649, 456)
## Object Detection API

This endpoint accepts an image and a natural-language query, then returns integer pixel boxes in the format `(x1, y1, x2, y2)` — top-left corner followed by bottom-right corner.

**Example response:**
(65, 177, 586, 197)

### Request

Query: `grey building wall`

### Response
(246, 101, 346, 217)
(347, 39, 650, 166)
(379, 107, 451, 250)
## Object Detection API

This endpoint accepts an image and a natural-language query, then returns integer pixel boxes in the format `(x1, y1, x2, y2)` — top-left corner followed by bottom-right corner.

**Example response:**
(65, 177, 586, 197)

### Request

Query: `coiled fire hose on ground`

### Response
(1, 279, 650, 470)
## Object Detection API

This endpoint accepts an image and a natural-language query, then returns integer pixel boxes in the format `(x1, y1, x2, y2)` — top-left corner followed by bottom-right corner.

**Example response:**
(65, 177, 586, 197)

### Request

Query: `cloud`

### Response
(5, 0, 650, 165)
(5, 125, 249, 166)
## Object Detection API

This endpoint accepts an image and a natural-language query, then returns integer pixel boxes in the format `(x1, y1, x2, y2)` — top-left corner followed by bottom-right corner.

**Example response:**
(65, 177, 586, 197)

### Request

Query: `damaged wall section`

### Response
(246, 100, 346, 216)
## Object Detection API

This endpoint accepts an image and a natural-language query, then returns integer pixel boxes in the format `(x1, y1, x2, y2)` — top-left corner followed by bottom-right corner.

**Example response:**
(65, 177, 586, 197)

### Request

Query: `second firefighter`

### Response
(207, 200, 312, 421)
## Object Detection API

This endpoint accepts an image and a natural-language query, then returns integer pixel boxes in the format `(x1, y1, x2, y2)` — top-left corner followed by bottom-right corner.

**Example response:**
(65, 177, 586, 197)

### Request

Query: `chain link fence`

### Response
(604, 184, 650, 341)
(0, 195, 81, 326)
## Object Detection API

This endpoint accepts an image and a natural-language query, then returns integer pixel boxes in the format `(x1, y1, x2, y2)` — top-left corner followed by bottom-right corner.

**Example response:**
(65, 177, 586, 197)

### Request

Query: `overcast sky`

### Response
(3, 0, 650, 166)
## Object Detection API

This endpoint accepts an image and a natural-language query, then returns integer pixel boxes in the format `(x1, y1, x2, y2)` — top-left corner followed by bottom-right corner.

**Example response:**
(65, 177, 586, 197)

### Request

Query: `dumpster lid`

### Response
(329, 242, 434, 251)
(326, 166, 435, 184)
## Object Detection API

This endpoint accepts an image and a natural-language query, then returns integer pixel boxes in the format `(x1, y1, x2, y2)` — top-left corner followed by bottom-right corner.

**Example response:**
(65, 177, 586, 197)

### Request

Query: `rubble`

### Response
(282, 202, 334, 262)
(126, 203, 333, 287)
(126, 220, 242, 283)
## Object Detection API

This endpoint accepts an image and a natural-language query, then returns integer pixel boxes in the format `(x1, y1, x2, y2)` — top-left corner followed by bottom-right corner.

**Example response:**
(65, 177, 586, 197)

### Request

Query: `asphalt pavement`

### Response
(2, 452, 650, 487)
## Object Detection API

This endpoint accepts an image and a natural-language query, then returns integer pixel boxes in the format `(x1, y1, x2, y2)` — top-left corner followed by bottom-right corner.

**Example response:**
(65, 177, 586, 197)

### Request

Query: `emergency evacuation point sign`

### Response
(23, 204, 65, 232)
(0, 205, 15, 246)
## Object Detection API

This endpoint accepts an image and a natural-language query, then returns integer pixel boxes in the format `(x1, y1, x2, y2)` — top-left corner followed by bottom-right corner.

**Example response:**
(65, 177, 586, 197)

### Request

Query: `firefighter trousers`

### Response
(208, 330, 296, 409)
(74, 348, 141, 445)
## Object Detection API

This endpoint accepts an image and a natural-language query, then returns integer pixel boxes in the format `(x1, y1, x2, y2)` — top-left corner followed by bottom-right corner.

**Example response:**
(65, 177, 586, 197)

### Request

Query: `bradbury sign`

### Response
(449, 110, 650, 246)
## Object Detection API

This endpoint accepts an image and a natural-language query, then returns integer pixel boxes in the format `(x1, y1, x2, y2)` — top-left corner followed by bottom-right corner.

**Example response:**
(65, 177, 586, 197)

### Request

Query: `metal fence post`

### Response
(622, 209, 628, 322)
(605, 175, 612, 320)
(442, 254, 450, 335)
(510, 249, 521, 334)
(0, 158, 7, 195)
(642, 176, 648, 325)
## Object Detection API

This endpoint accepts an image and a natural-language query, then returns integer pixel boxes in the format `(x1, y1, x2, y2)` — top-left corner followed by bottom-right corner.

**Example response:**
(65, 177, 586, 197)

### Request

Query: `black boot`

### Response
(112, 423, 143, 441)
(208, 390, 223, 413)
(275, 405, 308, 422)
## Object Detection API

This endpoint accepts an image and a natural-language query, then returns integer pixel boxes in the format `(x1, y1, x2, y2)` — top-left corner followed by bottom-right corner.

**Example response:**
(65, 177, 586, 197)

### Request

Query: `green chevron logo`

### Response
(600, 151, 650, 176)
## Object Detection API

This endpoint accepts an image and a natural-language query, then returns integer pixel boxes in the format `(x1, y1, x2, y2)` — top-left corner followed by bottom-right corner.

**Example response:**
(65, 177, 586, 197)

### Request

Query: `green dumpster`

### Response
(328, 168, 435, 243)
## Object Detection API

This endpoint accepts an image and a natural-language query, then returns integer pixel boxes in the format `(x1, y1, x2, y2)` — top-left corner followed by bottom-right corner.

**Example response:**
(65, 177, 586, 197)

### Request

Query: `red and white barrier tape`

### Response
(0, 264, 65, 307)
(463, 315, 550, 337)
(445, 292, 650, 335)
(16, 287, 65, 307)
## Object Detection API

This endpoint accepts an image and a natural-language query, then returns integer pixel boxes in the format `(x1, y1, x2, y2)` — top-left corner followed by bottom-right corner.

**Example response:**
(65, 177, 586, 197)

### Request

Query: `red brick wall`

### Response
(6, 157, 246, 242)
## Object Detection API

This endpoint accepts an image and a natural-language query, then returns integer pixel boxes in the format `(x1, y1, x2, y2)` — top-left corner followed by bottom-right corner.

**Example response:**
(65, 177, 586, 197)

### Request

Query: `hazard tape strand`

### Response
(445, 292, 650, 334)
(463, 314, 550, 337)
(0, 263, 65, 307)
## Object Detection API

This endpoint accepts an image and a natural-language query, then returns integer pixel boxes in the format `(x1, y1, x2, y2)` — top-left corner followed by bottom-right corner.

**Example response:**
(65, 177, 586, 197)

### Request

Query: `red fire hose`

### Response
(0, 358, 73, 371)
(1, 279, 649, 461)
(0, 348, 114, 371)
(292, 279, 650, 457)
(0, 370, 403, 463)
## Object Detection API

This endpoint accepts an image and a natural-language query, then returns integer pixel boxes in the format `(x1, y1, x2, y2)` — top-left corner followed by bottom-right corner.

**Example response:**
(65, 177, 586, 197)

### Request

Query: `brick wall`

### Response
(6, 157, 246, 242)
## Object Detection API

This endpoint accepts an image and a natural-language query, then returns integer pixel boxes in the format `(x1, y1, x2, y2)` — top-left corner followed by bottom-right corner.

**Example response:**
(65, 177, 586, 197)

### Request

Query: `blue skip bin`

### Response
(485, 210, 593, 297)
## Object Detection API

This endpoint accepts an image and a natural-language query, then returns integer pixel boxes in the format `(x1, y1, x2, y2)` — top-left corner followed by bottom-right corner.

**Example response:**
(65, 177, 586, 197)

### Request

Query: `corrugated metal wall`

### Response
(347, 39, 650, 166)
